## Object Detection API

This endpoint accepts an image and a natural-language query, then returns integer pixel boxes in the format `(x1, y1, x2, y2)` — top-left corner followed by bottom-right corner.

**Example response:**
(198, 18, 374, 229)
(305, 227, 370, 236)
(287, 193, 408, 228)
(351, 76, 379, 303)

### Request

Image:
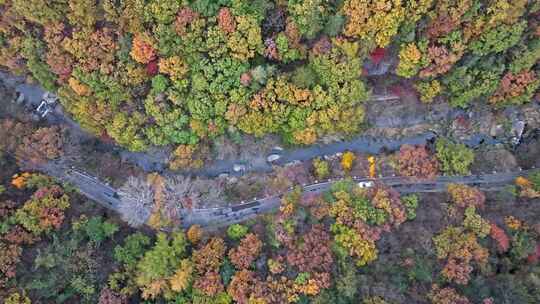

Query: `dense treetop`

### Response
(0, 1, 538, 157)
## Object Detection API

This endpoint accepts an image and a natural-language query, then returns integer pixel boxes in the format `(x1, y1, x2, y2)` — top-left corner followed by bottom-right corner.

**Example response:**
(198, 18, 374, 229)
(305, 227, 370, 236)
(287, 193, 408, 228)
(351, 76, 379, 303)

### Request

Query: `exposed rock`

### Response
(515, 135, 540, 169)
(522, 103, 540, 130)
(471, 148, 518, 173)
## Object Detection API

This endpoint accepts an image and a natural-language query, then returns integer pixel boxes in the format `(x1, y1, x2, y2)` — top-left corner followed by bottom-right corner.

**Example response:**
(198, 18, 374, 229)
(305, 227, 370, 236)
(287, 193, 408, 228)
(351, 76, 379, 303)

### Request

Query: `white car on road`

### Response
(357, 181, 374, 188)
(266, 154, 281, 162)
(232, 164, 246, 172)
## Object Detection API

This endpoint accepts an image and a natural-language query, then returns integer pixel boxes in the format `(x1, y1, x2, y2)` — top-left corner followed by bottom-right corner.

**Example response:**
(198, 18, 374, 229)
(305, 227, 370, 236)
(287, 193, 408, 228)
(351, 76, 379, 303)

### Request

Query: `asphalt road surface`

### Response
(39, 161, 531, 229)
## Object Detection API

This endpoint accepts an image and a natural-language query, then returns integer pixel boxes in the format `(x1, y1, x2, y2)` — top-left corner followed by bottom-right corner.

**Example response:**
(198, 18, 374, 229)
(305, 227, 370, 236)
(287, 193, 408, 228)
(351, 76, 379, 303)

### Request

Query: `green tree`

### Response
(402, 194, 419, 220)
(469, 21, 526, 56)
(335, 261, 360, 300)
(114, 232, 151, 269)
(135, 231, 188, 298)
(21, 37, 58, 91)
(145, 0, 181, 24)
(312, 157, 330, 180)
(73, 216, 119, 245)
(227, 224, 248, 240)
(12, 0, 68, 25)
(526, 170, 540, 192)
(443, 64, 502, 108)
(435, 138, 474, 176)
(288, 0, 327, 39)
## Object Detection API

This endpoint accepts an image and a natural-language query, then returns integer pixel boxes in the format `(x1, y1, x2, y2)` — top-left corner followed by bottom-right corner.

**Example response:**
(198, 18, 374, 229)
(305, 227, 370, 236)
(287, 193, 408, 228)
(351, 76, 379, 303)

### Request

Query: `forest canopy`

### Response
(0, 0, 538, 154)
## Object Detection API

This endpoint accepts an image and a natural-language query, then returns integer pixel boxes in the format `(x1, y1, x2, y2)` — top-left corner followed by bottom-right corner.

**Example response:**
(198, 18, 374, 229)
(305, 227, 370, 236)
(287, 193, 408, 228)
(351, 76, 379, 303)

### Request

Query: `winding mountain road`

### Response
(3, 71, 520, 179)
(3, 71, 535, 229)
(39, 161, 531, 229)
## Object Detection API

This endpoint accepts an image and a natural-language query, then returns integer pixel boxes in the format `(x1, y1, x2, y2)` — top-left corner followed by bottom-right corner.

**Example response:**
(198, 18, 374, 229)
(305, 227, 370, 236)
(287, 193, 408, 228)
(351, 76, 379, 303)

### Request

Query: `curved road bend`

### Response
(39, 161, 532, 229)
(2, 73, 503, 177)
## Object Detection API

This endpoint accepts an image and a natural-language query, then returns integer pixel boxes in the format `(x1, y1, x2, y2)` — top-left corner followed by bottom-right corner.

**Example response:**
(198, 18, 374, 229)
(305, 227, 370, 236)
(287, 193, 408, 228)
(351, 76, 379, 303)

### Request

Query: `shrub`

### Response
(402, 194, 419, 220)
(312, 157, 330, 180)
(227, 224, 248, 240)
(187, 224, 203, 245)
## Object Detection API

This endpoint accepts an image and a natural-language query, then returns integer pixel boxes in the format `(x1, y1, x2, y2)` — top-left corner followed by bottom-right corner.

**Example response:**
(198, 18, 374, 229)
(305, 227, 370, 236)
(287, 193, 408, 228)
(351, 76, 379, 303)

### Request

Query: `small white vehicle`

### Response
(42, 92, 59, 104)
(232, 164, 246, 172)
(357, 181, 374, 188)
(218, 173, 230, 178)
(266, 154, 281, 162)
(36, 101, 53, 118)
(284, 160, 301, 167)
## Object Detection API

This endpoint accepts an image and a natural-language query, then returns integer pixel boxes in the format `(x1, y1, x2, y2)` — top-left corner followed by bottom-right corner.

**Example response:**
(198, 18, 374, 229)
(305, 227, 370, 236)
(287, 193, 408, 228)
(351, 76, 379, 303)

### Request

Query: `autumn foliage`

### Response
(447, 184, 486, 209)
(428, 284, 470, 304)
(130, 33, 157, 64)
(490, 223, 510, 253)
(14, 185, 70, 235)
(229, 233, 263, 270)
(398, 144, 439, 179)
(16, 126, 65, 166)
(490, 71, 539, 106)
(433, 226, 488, 285)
